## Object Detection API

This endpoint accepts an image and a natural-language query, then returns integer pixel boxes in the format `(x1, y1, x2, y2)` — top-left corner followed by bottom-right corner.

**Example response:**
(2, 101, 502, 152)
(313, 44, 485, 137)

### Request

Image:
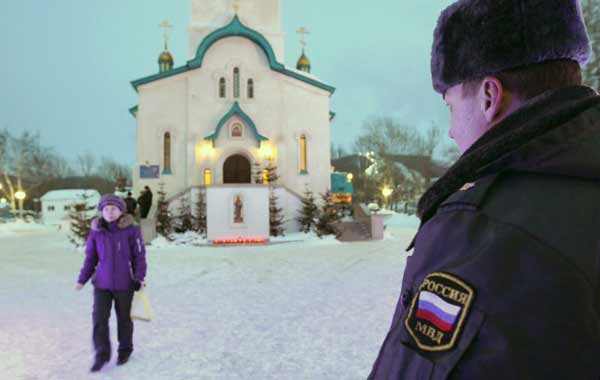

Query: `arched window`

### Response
(262, 169, 269, 184)
(247, 79, 254, 99)
(204, 168, 212, 185)
(299, 134, 307, 174)
(233, 67, 240, 98)
(219, 77, 226, 98)
(163, 132, 172, 173)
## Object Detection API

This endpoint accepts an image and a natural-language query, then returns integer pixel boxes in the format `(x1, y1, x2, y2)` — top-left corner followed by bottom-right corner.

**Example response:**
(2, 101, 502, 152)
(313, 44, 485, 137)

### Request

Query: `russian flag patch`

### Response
(405, 272, 475, 351)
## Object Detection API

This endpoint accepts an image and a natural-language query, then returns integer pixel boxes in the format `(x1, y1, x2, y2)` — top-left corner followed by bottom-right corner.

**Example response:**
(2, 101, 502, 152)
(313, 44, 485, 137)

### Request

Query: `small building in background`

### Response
(330, 172, 354, 203)
(40, 189, 100, 225)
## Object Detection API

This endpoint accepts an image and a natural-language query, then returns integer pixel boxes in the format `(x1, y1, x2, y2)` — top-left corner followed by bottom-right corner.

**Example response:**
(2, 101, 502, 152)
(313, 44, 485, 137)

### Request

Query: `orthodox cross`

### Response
(159, 19, 174, 50)
(296, 27, 310, 49)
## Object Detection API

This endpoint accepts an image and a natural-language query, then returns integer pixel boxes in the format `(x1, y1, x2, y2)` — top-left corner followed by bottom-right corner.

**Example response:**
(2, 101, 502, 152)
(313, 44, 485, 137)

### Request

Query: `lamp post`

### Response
(382, 186, 393, 210)
(15, 190, 26, 219)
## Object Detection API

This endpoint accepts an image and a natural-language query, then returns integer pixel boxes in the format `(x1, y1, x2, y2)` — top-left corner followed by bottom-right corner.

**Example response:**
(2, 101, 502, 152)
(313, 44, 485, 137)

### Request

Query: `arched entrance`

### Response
(223, 154, 251, 184)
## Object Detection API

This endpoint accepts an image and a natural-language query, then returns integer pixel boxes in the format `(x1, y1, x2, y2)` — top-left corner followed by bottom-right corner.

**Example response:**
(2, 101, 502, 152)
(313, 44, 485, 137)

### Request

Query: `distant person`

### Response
(124, 192, 137, 215)
(137, 186, 153, 219)
(75, 194, 147, 372)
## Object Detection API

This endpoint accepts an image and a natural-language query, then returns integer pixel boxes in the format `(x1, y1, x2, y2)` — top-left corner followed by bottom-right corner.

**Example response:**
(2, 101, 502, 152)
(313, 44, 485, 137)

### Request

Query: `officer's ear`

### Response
(478, 76, 505, 124)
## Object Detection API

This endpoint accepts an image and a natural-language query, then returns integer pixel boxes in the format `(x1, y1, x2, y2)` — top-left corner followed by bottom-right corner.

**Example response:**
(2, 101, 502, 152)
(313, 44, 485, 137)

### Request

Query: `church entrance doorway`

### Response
(223, 154, 251, 184)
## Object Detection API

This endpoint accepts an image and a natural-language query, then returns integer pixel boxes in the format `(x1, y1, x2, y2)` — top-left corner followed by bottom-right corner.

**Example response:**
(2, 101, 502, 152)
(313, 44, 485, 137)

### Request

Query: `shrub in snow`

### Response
(297, 187, 318, 233)
(155, 183, 174, 241)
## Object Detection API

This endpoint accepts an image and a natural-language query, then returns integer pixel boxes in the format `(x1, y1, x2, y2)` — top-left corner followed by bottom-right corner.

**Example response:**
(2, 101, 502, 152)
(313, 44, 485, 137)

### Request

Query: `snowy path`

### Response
(0, 222, 416, 380)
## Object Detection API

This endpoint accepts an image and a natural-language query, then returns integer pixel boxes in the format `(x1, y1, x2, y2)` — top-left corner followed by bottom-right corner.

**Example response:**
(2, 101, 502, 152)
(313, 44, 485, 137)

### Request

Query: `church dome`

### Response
(158, 50, 174, 73)
(296, 50, 311, 73)
(158, 50, 174, 64)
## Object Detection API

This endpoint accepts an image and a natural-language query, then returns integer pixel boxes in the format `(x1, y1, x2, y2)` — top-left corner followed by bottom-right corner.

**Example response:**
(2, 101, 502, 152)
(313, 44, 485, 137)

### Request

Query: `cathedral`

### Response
(130, 0, 335, 241)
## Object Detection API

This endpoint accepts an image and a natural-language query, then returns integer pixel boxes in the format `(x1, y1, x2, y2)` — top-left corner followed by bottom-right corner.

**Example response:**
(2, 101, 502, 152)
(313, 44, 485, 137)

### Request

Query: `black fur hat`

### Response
(431, 0, 591, 95)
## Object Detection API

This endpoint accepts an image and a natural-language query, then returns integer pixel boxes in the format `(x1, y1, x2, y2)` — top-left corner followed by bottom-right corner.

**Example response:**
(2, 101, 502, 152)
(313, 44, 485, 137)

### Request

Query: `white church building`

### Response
(130, 0, 336, 242)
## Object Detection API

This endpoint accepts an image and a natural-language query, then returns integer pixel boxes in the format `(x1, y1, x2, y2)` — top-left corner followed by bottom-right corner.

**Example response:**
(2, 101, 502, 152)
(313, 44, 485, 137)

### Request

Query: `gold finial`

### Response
(159, 19, 174, 50)
(297, 27, 310, 50)
(233, 0, 240, 14)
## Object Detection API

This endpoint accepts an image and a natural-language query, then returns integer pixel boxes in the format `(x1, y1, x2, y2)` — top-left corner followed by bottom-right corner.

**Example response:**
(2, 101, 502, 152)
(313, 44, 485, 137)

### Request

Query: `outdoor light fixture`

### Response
(259, 141, 273, 159)
(15, 191, 26, 201)
(347, 173, 353, 182)
(197, 140, 214, 158)
(381, 187, 392, 198)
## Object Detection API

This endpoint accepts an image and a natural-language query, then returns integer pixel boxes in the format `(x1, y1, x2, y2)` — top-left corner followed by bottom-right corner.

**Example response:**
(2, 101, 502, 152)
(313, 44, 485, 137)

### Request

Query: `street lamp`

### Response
(382, 186, 393, 210)
(15, 191, 26, 219)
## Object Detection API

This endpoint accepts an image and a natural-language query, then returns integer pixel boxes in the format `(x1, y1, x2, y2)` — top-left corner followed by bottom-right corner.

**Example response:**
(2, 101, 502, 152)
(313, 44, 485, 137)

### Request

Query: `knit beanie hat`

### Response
(431, 0, 591, 95)
(98, 194, 126, 212)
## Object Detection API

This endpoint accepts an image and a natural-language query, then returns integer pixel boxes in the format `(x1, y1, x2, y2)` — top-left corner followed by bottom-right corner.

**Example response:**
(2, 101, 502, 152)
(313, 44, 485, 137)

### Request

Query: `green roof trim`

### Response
(204, 102, 268, 146)
(329, 111, 336, 121)
(129, 105, 138, 119)
(130, 16, 335, 94)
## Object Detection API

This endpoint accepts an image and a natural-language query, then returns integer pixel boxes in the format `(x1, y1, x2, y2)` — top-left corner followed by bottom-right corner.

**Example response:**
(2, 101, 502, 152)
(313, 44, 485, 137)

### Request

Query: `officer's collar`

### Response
(416, 85, 600, 226)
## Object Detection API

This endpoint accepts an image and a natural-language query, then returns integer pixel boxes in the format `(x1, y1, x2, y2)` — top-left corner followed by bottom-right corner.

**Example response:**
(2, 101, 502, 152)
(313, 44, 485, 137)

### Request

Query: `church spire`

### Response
(296, 27, 311, 73)
(158, 19, 174, 73)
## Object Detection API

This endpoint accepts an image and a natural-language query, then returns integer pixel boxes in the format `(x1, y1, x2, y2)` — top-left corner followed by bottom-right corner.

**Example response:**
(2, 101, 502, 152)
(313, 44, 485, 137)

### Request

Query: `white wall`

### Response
(206, 185, 269, 241)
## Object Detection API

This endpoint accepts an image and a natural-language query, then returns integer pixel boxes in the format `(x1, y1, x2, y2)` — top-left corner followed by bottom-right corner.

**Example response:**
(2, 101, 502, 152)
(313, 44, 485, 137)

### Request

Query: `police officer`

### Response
(368, 0, 600, 379)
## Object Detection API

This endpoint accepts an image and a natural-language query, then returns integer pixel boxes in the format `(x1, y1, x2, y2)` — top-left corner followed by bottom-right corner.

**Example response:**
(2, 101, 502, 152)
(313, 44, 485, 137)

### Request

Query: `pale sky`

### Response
(1, 0, 455, 166)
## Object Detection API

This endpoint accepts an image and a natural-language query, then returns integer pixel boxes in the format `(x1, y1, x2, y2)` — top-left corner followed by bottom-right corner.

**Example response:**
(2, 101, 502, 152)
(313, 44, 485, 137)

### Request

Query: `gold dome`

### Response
(158, 50, 174, 64)
(296, 51, 311, 73)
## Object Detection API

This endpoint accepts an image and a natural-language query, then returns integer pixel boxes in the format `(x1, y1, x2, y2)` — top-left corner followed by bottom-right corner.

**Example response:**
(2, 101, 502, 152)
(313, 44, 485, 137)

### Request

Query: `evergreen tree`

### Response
(155, 183, 173, 240)
(315, 190, 340, 238)
(264, 159, 285, 236)
(297, 187, 318, 233)
(269, 190, 285, 237)
(192, 189, 207, 237)
(264, 159, 279, 184)
(252, 162, 264, 184)
(175, 194, 193, 233)
(68, 192, 96, 247)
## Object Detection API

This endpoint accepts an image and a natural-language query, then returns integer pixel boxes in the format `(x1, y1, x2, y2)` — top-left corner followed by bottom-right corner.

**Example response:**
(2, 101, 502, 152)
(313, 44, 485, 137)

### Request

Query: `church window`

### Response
(164, 132, 172, 173)
(47, 206, 55, 211)
(299, 134, 308, 174)
(64, 205, 70, 211)
(219, 77, 226, 98)
(262, 169, 268, 184)
(231, 123, 242, 138)
(233, 68, 240, 98)
(204, 169, 212, 185)
(247, 79, 254, 99)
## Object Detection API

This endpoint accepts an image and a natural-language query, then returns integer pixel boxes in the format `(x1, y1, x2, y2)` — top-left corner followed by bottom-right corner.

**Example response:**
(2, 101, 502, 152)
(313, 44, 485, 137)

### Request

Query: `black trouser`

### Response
(92, 287, 134, 360)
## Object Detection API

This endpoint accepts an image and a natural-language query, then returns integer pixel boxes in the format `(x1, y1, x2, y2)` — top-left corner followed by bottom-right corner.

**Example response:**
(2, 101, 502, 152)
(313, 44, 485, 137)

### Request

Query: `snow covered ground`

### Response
(0, 216, 418, 380)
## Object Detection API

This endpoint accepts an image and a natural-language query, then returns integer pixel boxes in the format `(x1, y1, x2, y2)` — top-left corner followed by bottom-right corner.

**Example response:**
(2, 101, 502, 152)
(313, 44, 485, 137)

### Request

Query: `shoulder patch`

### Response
(405, 272, 475, 351)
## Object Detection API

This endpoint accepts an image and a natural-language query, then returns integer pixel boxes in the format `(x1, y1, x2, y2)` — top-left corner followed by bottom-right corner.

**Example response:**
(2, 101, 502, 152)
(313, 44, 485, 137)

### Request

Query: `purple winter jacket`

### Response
(77, 214, 147, 291)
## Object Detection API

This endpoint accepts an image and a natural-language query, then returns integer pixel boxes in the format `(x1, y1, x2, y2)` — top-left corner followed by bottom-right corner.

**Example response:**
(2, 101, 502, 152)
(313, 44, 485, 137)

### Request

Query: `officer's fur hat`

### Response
(431, 0, 591, 95)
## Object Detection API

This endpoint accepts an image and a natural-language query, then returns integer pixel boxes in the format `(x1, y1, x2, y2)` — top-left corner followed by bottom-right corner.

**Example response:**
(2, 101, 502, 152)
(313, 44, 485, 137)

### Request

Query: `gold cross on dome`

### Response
(159, 19, 174, 50)
(296, 27, 310, 49)
(233, 0, 240, 14)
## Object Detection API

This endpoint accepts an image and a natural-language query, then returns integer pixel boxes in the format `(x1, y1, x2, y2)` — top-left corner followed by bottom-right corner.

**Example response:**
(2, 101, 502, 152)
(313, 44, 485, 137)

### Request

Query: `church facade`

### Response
(130, 0, 335, 239)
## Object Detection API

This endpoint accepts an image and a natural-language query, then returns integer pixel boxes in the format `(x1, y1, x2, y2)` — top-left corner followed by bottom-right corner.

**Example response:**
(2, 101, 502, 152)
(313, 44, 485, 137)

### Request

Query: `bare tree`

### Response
(96, 157, 131, 184)
(77, 152, 96, 177)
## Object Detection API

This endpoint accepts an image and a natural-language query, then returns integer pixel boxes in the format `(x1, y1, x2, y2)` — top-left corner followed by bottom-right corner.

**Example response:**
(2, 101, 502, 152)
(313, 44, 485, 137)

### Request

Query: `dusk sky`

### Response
(1, 0, 455, 166)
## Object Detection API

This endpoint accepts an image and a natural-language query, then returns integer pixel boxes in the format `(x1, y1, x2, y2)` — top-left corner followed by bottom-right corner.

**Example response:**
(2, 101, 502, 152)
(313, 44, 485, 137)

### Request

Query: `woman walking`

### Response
(76, 194, 147, 372)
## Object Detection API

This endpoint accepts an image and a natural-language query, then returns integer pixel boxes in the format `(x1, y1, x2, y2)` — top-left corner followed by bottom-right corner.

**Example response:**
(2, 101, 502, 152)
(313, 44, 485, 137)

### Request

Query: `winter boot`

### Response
(90, 356, 109, 372)
(116, 352, 131, 366)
